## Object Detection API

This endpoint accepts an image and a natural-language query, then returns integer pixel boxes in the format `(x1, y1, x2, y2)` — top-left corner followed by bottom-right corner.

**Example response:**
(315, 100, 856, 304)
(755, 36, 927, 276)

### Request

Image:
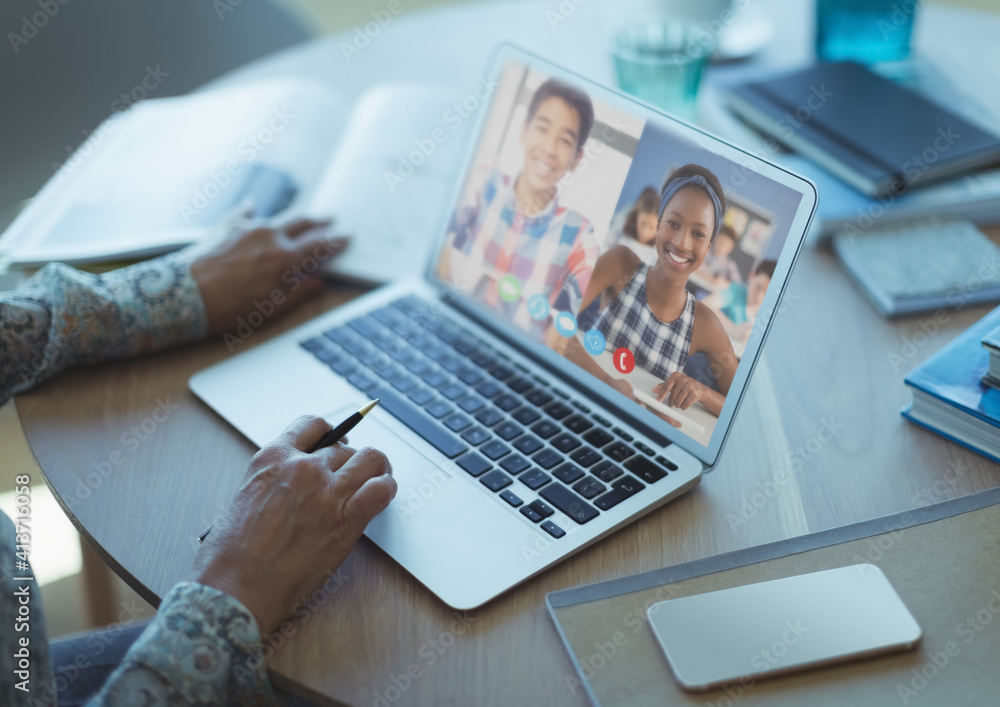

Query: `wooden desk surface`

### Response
(17, 225, 1000, 706)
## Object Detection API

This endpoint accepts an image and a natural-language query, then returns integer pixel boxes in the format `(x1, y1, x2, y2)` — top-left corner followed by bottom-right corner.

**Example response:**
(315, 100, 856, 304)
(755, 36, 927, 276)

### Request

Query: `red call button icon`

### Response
(613, 347, 635, 374)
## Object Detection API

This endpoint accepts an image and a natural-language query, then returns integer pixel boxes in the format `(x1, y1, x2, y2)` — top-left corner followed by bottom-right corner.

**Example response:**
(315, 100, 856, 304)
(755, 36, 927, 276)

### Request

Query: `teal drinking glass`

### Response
(611, 21, 716, 122)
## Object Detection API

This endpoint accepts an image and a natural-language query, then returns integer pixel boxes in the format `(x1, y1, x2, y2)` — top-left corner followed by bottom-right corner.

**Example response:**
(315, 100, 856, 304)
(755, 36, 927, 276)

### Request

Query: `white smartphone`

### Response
(646, 564, 922, 691)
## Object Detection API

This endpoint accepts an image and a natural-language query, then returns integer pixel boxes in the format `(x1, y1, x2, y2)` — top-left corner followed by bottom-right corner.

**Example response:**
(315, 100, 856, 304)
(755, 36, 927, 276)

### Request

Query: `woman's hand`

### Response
(190, 216, 349, 335)
(654, 372, 708, 410)
(193, 416, 397, 636)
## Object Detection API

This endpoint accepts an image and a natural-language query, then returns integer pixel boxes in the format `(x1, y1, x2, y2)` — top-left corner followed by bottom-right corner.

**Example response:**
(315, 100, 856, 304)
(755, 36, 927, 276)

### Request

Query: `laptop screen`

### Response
(430, 48, 815, 465)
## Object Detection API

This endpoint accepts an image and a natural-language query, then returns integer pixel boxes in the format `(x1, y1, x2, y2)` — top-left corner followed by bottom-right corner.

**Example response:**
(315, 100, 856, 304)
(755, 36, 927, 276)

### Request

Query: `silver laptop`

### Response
(190, 44, 817, 609)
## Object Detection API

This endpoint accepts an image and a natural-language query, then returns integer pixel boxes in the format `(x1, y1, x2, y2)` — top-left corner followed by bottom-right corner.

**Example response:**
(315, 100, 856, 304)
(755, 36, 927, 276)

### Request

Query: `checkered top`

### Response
(446, 167, 598, 337)
(594, 263, 695, 380)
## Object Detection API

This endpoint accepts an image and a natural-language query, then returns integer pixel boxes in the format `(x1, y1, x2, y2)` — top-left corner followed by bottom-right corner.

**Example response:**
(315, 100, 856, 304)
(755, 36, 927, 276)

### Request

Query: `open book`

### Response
(0, 78, 463, 286)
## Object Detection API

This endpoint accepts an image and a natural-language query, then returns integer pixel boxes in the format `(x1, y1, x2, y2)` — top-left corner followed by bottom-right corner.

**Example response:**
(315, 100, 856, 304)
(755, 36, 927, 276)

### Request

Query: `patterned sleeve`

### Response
(0, 255, 207, 406)
(86, 582, 275, 706)
(560, 220, 599, 316)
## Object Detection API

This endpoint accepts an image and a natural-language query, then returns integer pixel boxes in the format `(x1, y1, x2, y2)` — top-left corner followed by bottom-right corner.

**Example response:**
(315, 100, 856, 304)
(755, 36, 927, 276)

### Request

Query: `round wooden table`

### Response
(18, 1, 1000, 704)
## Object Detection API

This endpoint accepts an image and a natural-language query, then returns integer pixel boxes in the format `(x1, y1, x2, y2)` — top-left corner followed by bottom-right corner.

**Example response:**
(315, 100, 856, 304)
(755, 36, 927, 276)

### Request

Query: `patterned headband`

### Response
(658, 174, 723, 240)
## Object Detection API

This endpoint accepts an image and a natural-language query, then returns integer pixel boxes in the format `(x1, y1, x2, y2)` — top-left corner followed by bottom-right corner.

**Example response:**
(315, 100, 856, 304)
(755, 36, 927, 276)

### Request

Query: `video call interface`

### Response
(434, 61, 803, 448)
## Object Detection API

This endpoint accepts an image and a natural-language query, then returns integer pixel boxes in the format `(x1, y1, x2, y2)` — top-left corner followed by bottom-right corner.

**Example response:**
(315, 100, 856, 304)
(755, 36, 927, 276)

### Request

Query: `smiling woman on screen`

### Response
(562, 164, 738, 421)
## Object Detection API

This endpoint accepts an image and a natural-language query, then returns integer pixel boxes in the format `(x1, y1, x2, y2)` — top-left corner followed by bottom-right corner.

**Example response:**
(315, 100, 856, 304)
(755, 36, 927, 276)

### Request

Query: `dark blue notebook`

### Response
(727, 62, 1000, 197)
(903, 306, 1000, 463)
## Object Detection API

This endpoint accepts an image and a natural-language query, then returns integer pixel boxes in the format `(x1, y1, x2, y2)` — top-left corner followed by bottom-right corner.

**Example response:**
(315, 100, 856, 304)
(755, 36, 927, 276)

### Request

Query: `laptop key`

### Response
(611, 427, 634, 442)
(480, 470, 513, 492)
(539, 484, 599, 524)
(457, 396, 486, 414)
(573, 477, 607, 499)
(332, 359, 358, 377)
(441, 355, 466, 373)
(656, 455, 679, 471)
(347, 315, 384, 339)
(532, 449, 564, 469)
(520, 469, 551, 490)
(439, 382, 467, 400)
(513, 435, 543, 455)
(458, 367, 484, 385)
(300, 337, 331, 353)
(488, 364, 515, 381)
(348, 373, 377, 391)
(583, 428, 614, 448)
(526, 390, 554, 407)
(530, 420, 560, 439)
(593, 476, 645, 510)
(563, 415, 593, 435)
(474, 407, 503, 427)
(624, 455, 669, 483)
(461, 426, 491, 446)
(391, 375, 418, 393)
(443, 413, 472, 433)
(500, 489, 523, 507)
(541, 520, 566, 539)
(476, 380, 503, 398)
(372, 386, 468, 459)
(480, 440, 511, 461)
(605, 441, 635, 462)
(494, 421, 523, 441)
(422, 370, 449, 388)
(550, 433, 581, 453)
(494, 393, 521, 412)
(519, 506, 543, 523)
(499, 454, 531, 475)
(457, 452, 492, 477)
(527, 499, 554, 519)
(407, 388, 435, 406)
(512, 407, 541, 425)
(635, 441, 655, 456)
(425, 400, 453, 419)
(570, 447, 602, 468)
(552, 462, 584, 484)
(591, 460, 624, 483)
(506, 376, 534, 393)
(543, 401, 573, 420)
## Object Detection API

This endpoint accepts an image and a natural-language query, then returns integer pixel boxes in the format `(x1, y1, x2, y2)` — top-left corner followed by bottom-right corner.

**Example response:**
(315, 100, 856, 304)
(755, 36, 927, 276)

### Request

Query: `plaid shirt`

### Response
(594, 263, 695, 380)
(447, 167, 598, 338)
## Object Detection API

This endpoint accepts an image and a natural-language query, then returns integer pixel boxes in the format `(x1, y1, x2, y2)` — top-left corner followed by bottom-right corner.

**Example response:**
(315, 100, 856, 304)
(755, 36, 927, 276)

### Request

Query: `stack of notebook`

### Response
(832, 217, 1000, 317)
(903, 306, 1000, 461)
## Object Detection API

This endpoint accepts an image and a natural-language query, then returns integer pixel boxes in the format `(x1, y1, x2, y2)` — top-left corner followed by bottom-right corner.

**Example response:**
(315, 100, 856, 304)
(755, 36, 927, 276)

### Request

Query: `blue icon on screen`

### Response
(583, 329, 606, 355)
(527, 294, 550, 321)
(554, 310, 577, 337)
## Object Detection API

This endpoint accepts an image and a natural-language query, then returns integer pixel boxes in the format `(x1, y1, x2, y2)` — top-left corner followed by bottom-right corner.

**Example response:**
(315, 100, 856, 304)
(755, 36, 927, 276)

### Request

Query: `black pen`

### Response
(198, 399, 380, 542)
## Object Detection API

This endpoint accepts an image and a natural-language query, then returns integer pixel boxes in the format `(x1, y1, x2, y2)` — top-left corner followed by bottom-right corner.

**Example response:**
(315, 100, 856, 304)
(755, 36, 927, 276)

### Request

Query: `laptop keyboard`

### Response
(299, 295, 678, 540)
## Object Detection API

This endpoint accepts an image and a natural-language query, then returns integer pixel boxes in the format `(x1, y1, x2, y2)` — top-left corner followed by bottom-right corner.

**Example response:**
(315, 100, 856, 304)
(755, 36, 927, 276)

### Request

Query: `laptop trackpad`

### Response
(326, 408, 542, 609)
